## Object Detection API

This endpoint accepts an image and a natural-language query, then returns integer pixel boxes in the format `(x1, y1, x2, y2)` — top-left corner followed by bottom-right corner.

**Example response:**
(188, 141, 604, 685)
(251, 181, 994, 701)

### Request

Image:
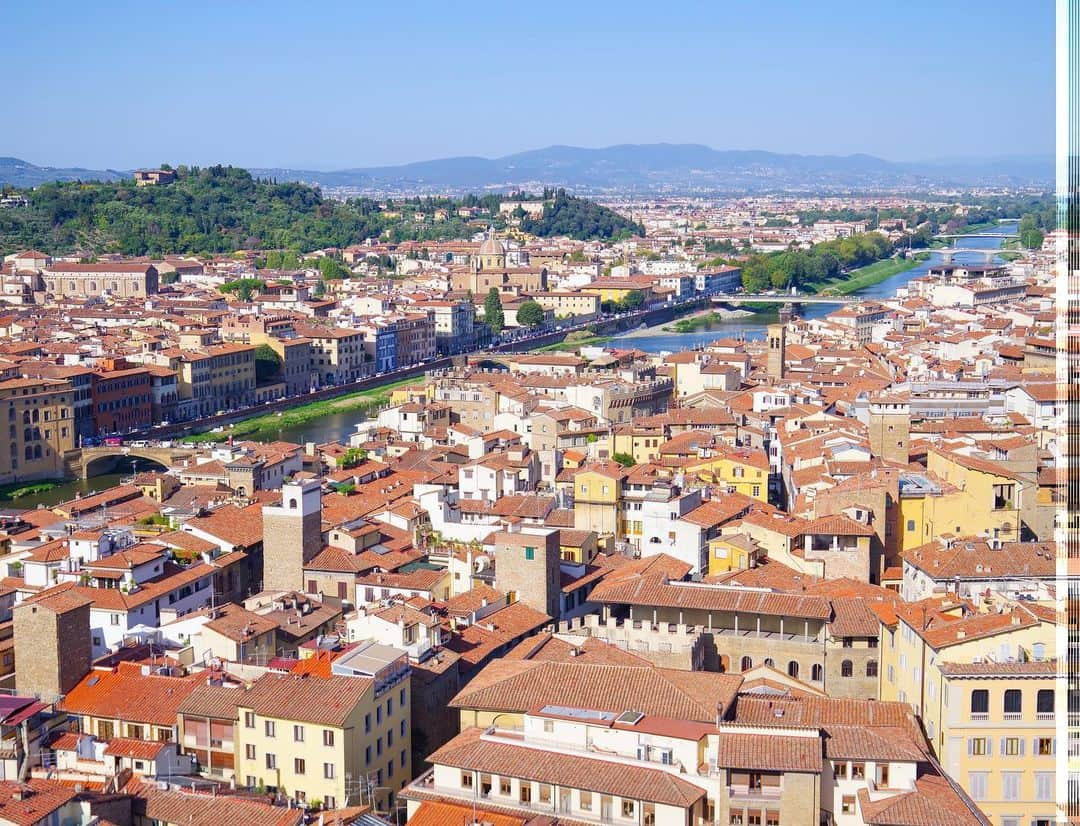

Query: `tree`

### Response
(253, 344, 282, 383)
(1020, 228, 1044, 249)
(485, 288, 505, 333)
(612, 452, 636, 468)
(516, 300, 545, 328)
(318, 256, 351, 280)
(219, 277, 265, 302)
(622, 290, 645, 310)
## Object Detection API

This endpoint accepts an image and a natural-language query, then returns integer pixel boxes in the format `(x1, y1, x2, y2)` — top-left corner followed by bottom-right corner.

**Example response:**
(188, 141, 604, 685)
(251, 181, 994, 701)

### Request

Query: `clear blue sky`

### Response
(6, 0, 1053, 170)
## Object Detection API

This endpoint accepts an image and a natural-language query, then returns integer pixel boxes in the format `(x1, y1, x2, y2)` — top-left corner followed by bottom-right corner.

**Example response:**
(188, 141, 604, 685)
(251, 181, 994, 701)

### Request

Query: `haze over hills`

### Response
(1, 144, 1053, 192)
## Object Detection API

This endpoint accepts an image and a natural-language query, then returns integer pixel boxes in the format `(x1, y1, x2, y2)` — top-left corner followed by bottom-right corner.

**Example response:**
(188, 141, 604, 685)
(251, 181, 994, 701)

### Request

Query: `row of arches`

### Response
(734, 656, 878, 681)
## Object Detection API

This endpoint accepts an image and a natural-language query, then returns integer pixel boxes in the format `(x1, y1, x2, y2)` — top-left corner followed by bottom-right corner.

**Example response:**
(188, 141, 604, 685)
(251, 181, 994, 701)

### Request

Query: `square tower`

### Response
(261, 479, 323, 592)
(868, 396, 910, 466)
(14, 592, 92, 701)
(493, 529, 561, 619)
(766, 322, 786, 380)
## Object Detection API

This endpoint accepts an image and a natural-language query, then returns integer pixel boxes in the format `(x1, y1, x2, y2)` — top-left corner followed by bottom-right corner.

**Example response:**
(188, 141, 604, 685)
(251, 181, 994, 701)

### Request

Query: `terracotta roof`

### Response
(237, 672, 372, 727)
(429, 728, 705, 808)
(131, 782, 303, 826)
(857, 774, 985, 826)
(61, 662, 201, 726)
(590, 572, 831, 620)
(0, 779, 77, 826)
(451, 660, 742, 722)
(102, 737, 169, 760)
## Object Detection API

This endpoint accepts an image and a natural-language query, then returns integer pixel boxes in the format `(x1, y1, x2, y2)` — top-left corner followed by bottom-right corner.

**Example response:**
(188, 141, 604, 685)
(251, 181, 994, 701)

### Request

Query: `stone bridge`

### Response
(66, 445, 202, 479)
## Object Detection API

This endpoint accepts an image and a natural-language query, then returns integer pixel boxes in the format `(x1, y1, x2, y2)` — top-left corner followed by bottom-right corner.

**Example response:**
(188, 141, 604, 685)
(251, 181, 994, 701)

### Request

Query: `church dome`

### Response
(479, 237, 505, 257)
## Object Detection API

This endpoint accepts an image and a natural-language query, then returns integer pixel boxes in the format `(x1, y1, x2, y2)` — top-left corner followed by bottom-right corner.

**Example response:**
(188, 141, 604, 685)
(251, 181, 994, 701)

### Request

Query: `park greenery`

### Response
(0, 167, 640, 257)
(521, 188, 643, 241)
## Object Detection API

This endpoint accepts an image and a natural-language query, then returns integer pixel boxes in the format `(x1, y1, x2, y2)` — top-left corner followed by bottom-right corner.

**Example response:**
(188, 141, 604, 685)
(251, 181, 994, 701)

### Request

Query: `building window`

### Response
(1002, 737, 1023, 756)
(741, 656, 752, 671)
(841, 660, 853, 677)
(967, 772, 988, 800)
(580, 790, 592, 810)
(841, 795, 856, 814)
(323, 729, 335, 747)
(970, 689, 989, 717)
(968, 737, 990, 756)
(787, 661, 799, 679)
(621, 800, 635, 817)
(851, 763, 864, 780)
(265, 753, 277, 770)
(1003, 689, 1022, 717)
(1001, 772, 1021, 800)
(264, 721, 275, 737)
(293, 725, 304, 742)
(499, 778, 511, 796)
(324, 796, 335, 810)
(524, 546, 535, 561)
(543, 720, 554, 733)
(294, 758, 305, 775)
(245, 745, 256, 760)
(1035, 772, 1055, 800)
(1035, 737, 1055, 755)
(461, 771, 472, 789)
(866, 661, 878, 678)
(1037, 689, 1055, 716)
(811, 664, 823, 681)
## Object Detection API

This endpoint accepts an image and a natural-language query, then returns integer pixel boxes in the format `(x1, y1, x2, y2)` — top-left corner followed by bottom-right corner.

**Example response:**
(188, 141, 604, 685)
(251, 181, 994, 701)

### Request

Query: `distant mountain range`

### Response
(2, 145, 1054, 193)
(0, 156, 126, 187)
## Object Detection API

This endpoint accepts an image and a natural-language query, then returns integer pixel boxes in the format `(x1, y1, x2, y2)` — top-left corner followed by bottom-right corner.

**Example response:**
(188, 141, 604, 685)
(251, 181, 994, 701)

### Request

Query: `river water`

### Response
(607, 222, 1019, 352)
(2, 223, 1017, 509)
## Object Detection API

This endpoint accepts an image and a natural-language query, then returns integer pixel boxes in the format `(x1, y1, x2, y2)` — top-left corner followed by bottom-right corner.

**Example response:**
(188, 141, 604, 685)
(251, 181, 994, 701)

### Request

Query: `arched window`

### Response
(23, 429, 31, 442)
(970, 689, 989, 715)
(764, 658, 774, 668)
(21, 411, 29, 425)
(866, 661, 878, 678)
(740, 656, 753, 672)
(787, 661, 799, 679)
(1004, 689, 1022, 716)
(33, 445, 42, 459)
(289, 498, 298, 509)
(1033, 642, 1046, 661)
(31, 409, 38, 424)
(24, 446, 32, 461)
(88, 281, 97, 292)
(841, 660, 853, 677)
(6, 407, 13, 421)
(811, 664, 823, 682)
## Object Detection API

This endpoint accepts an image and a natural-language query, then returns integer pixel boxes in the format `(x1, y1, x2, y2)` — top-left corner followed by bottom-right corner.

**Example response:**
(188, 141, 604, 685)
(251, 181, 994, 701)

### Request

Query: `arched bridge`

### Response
(66, 445, 202, 479)
(711, 294, 859, 305)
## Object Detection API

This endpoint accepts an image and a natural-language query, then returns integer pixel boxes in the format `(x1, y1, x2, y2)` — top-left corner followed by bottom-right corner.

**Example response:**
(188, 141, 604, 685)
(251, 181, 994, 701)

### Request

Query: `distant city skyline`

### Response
(6, 0, 1054, 170)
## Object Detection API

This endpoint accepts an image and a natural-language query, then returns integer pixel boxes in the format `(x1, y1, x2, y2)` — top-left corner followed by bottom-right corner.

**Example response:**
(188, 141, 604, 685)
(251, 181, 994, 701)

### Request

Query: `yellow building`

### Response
(613, 425, 665, 464)
(896, 451, 1026, 554)
(706, 533, 763, 576)
(0, 377, 77, 484)
(580, 278, 655, 306)
(685, 450, 770, 501)
(878, 600, 1057, 825)
(569, 462, 627, 537)
(235, 652, 411, 812)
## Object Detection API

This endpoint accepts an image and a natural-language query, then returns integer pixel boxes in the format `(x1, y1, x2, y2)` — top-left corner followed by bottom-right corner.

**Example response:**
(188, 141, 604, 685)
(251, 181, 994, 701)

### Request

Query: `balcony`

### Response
(727, 785, 781, 802)
(969, 713, 989, 721)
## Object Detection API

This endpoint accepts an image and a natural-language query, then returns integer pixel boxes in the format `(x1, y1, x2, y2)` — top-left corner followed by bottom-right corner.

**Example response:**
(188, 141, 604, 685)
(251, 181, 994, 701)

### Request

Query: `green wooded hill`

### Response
(0, 166, 639, 256)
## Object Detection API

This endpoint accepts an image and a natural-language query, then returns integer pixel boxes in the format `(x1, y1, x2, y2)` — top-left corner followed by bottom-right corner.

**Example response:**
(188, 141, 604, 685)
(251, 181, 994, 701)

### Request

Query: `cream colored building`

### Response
(234, 645, 411, 813)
